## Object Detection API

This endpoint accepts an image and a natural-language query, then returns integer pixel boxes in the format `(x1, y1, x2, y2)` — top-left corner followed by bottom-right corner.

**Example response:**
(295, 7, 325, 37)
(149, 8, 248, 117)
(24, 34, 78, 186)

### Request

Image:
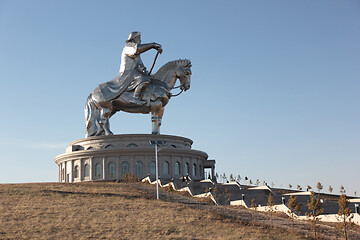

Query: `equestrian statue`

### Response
(85, 32, 192, 138)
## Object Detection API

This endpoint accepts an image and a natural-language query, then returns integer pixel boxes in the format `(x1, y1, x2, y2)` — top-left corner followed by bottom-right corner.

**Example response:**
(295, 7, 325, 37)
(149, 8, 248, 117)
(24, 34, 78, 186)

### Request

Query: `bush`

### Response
(122, 173, 139, 182)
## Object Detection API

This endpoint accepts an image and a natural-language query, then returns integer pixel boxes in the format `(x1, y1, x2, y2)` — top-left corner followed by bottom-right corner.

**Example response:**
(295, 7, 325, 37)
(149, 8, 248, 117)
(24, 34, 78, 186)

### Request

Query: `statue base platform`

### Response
(54, 134, 215, 183)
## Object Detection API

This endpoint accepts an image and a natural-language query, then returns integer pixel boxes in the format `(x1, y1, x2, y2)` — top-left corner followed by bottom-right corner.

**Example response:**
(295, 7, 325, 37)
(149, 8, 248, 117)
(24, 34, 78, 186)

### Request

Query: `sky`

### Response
(0, 0, 359, 195)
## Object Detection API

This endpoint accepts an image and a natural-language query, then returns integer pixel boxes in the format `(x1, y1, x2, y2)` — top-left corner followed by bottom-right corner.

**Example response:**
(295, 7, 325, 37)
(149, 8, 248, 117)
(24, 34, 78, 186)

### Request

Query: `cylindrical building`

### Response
(54, 134, 215, 183)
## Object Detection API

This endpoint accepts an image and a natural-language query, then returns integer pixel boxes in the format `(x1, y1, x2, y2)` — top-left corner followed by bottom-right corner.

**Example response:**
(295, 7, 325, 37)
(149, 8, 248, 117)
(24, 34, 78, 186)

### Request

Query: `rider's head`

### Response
(126, 32, 141, 43)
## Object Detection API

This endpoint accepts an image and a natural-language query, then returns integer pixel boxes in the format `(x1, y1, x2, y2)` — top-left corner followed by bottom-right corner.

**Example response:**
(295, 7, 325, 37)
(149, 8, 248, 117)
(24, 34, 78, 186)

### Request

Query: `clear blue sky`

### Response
(0, 0, 359, 195)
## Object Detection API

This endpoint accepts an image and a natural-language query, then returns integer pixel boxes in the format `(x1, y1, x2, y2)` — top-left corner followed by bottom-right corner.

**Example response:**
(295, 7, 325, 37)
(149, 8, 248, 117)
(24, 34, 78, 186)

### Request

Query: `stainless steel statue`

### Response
(85, 32, 192, 138)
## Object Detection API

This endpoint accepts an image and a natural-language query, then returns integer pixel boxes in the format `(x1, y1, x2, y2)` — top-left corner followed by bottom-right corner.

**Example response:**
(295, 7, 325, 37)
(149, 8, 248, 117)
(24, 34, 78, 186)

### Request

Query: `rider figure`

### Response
(120, 32, 163, 104)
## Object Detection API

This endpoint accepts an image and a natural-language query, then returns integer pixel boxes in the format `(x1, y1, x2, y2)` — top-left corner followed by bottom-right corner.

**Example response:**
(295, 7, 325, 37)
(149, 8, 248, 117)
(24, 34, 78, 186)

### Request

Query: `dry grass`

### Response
(0, 182, 305, 240)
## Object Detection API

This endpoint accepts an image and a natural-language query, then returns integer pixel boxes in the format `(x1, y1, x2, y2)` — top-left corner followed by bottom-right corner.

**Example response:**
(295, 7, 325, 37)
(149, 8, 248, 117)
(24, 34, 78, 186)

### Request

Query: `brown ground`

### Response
(0, 182, 358, 240)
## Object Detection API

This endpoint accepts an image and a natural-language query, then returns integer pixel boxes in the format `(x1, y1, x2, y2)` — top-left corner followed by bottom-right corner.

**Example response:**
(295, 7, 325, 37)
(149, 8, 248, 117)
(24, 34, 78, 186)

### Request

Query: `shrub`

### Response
(266, 193, 276, 227)
(306, 192, 324, 239)
(251, 198, 258, 211)
(337, 194, 354, 240)
(123, 173, 139, 182)
(287, 195, 300, 231)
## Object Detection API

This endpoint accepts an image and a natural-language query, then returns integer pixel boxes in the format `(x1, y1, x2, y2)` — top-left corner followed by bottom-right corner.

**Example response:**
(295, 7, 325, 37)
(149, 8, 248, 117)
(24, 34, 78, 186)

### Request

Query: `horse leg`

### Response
(86, 94, 110, 137)
(157, 107, 164, 132)
(100, 107, 113, 135)
(151, 112, 160, 134)
(151, 101, 163, 134)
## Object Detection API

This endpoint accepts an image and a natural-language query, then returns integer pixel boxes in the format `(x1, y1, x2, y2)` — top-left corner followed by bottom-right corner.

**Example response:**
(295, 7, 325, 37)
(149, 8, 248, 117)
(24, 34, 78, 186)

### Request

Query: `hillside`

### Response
(0, 182, 357, 239)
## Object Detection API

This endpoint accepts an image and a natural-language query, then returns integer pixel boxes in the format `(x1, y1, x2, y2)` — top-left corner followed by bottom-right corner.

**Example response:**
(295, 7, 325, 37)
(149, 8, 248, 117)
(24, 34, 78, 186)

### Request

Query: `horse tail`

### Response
(85, 94, 103, 137)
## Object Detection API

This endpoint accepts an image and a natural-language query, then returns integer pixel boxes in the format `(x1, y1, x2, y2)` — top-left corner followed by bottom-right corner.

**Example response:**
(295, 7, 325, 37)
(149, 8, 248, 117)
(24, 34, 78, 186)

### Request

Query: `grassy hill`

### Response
(0, 181, 356, 239)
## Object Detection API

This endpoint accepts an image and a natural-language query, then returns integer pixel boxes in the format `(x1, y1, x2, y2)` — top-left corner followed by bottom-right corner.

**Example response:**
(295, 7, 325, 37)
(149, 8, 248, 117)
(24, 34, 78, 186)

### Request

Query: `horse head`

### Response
(175, 59, 192, 91)
(151, 59, 192, 93)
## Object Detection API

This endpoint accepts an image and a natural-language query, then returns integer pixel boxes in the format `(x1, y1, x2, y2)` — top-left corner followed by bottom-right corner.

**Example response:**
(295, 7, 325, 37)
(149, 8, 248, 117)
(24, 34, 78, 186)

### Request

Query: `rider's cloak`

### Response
(98, 42, 145, 102)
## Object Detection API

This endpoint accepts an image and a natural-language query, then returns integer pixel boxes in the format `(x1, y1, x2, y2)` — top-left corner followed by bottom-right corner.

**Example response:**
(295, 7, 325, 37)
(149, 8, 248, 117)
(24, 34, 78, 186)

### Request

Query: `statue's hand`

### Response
(154, 43, 163, 54)
(142, 66, 149, 74)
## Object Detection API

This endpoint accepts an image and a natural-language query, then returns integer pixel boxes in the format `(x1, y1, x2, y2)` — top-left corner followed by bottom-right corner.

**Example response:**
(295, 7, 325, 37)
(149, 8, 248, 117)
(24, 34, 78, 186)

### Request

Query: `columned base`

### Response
(54, 134, 215, 183)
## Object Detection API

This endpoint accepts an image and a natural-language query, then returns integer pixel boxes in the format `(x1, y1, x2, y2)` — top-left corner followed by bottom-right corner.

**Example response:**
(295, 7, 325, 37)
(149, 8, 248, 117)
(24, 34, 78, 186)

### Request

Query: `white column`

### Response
(79, 159, 82, 181)
(71, 160, 74, 183)
(89, 158, 93, 180)
(64, 161, 67, 182)
(102, 157, 105, 180)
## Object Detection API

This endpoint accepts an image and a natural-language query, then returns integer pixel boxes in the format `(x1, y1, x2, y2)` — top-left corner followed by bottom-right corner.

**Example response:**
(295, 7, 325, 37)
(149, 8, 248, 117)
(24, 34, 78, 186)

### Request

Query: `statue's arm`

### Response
(136, 43, 163, 54)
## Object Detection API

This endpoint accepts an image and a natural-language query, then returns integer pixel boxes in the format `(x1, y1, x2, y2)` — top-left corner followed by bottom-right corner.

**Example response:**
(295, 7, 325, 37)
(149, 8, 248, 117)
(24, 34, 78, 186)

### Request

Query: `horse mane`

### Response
(152, 59, 191, 80)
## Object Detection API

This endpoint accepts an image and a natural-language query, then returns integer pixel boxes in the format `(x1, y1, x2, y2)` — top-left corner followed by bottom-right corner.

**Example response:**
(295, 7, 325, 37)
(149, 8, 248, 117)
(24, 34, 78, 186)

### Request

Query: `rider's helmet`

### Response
(127, 32, 141, 42)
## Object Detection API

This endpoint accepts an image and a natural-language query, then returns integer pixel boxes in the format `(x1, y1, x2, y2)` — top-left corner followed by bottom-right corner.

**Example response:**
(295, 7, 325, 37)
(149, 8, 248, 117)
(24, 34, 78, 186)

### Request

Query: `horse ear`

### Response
(187, 60, 192, 67)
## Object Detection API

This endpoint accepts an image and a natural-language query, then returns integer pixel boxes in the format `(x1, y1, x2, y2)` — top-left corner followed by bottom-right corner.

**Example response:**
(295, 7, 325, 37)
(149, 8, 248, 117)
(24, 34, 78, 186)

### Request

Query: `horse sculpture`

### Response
(85, 59, 192, 137)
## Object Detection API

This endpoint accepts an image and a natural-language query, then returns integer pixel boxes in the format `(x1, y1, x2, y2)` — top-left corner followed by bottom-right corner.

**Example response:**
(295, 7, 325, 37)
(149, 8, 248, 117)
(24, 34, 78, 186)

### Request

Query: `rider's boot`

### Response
(130, 83, 148, 105)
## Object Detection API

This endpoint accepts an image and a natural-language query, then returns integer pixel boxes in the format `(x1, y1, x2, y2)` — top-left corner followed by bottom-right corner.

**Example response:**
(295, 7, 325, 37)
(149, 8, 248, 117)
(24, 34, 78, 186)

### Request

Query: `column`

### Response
(211, 166, 215, 181)
(170, 155, 173, 178)
(79, 159, 82, 181)
(117, 155, 120, 179)
(64, 161, 67, 183)
(71, 160, 74, 183)
(130, 155, 134, 175)
(102, 157, 105, 180)
(89, 158, 93, 180)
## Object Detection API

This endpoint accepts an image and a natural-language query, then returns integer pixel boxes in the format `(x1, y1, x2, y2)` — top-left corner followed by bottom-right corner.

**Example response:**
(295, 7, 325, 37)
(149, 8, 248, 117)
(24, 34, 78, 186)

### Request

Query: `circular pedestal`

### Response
(55, 134, 210, 183)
